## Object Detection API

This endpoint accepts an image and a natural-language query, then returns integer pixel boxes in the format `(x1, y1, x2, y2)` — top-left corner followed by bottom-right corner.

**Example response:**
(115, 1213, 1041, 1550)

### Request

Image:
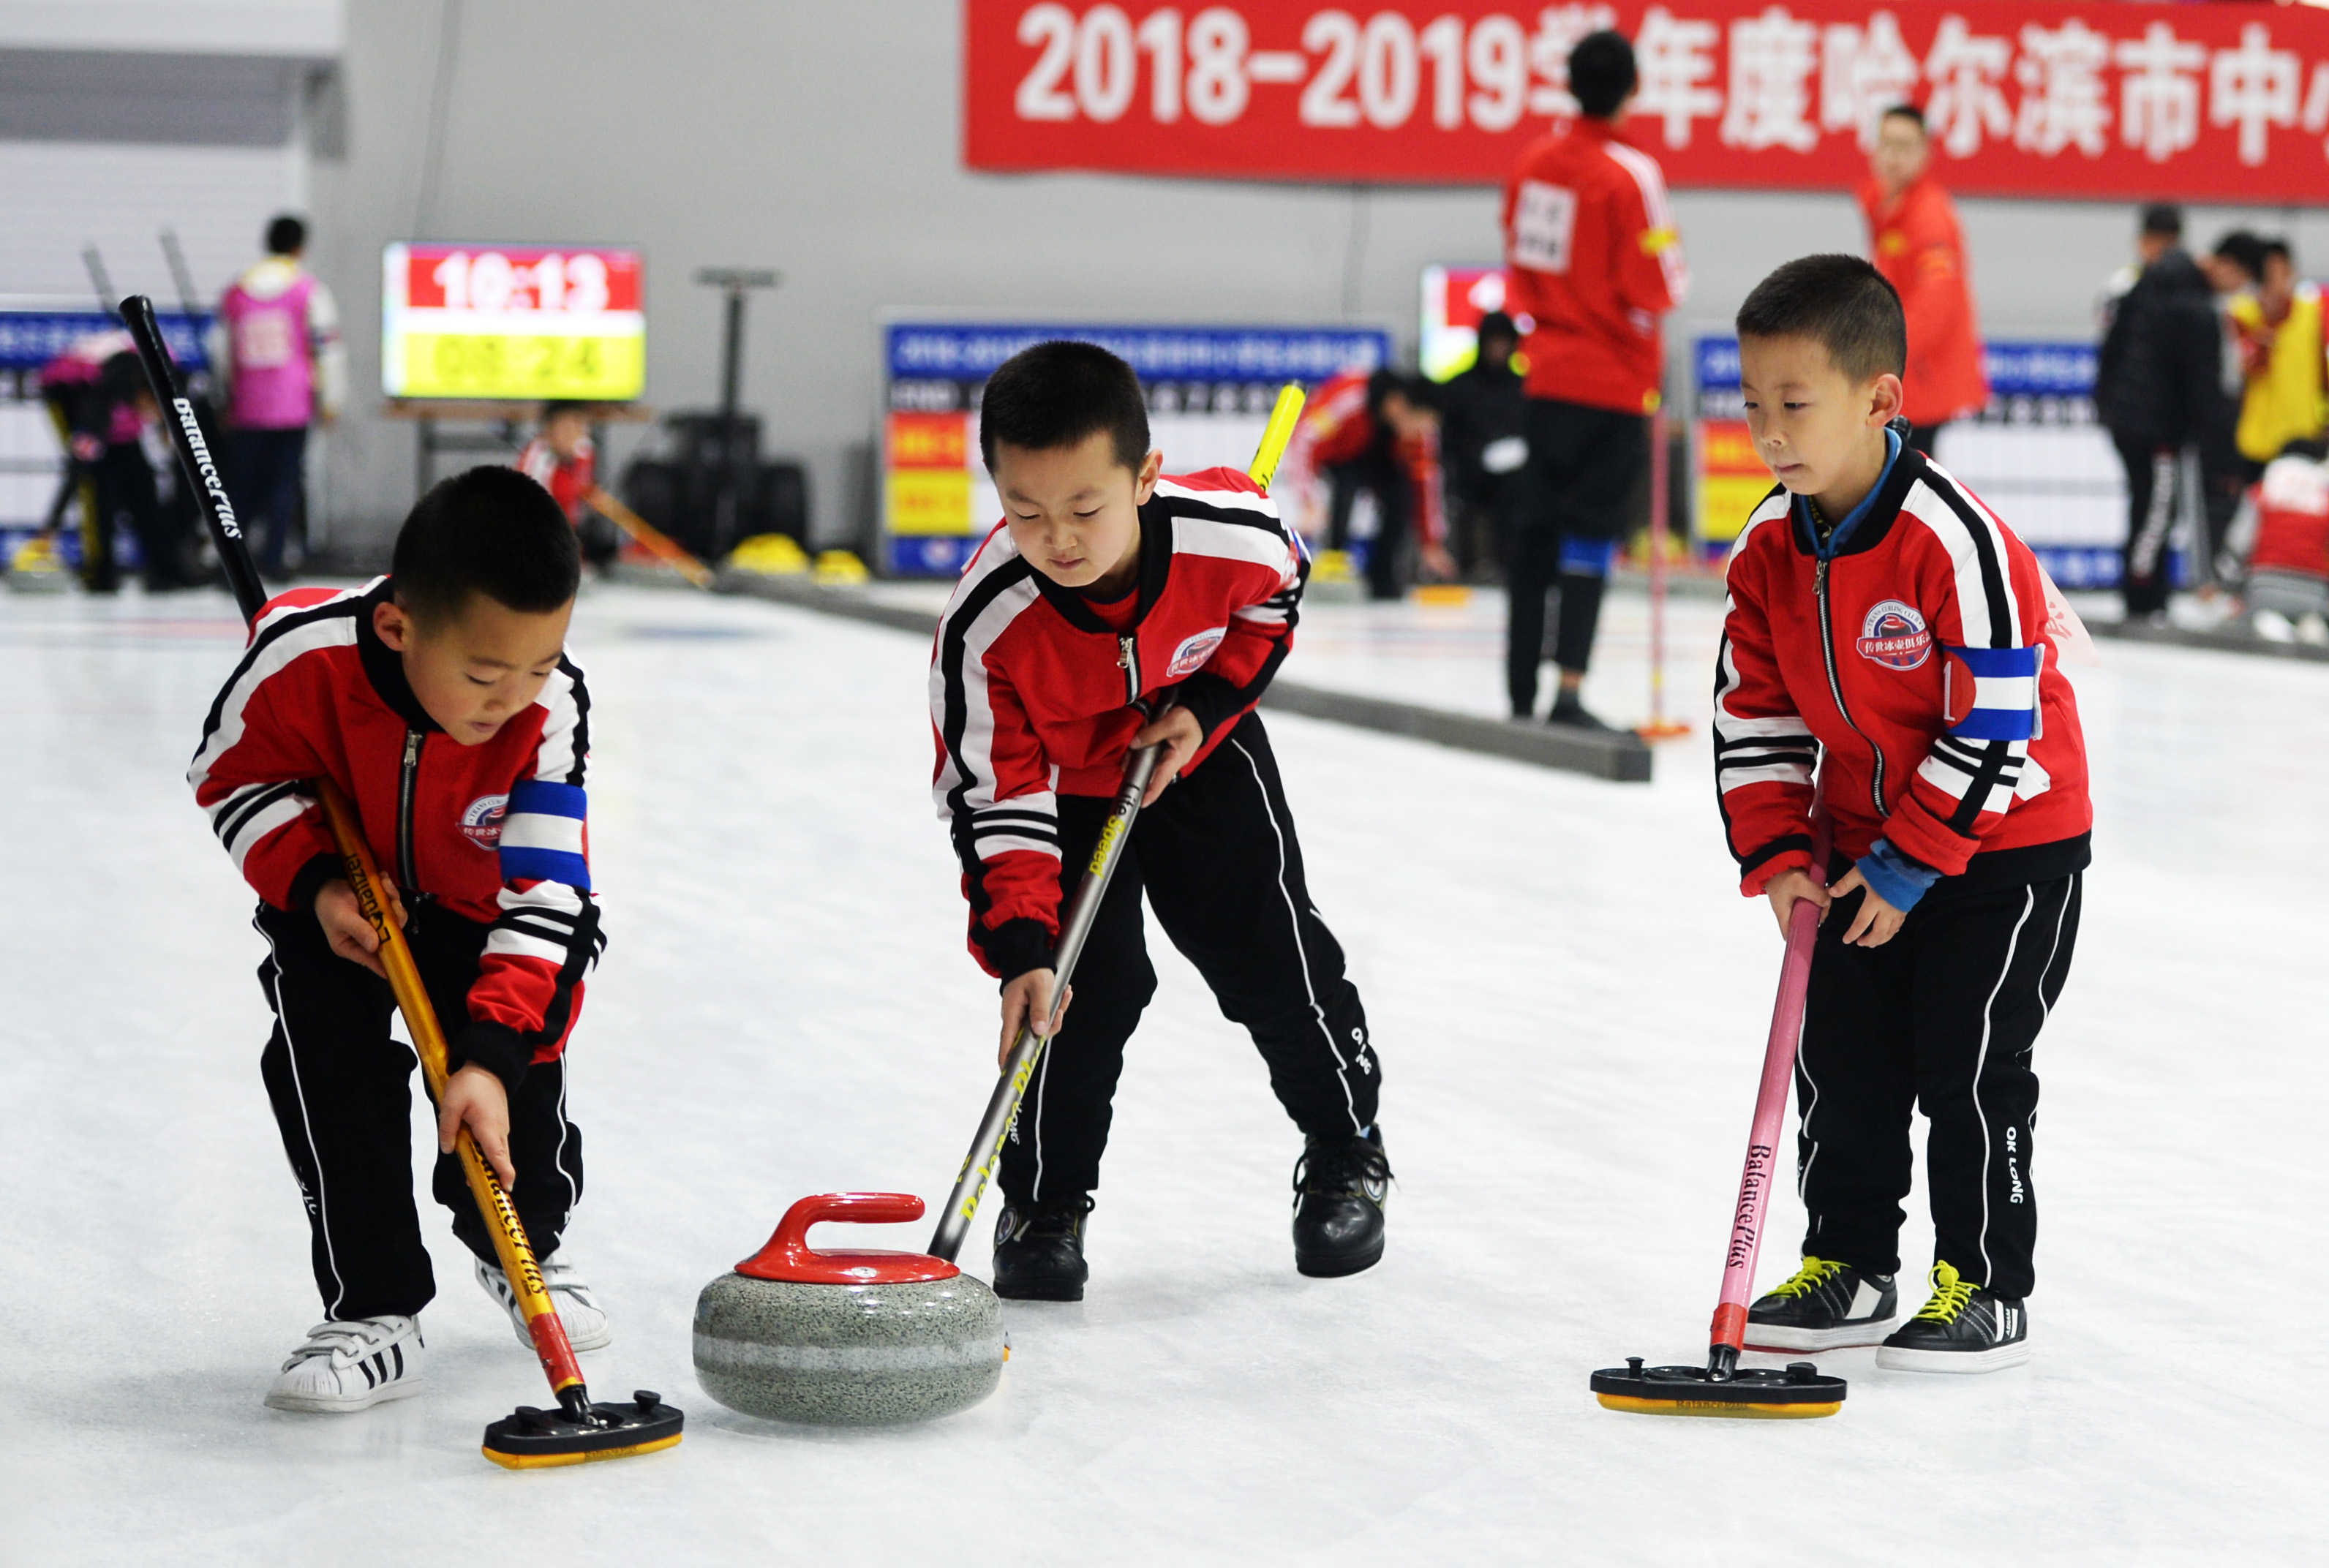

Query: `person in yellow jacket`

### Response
(2229, 238, 2328, 475)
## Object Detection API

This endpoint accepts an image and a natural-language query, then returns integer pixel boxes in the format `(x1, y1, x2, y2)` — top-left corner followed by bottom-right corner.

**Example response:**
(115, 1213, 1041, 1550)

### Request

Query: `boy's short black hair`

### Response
(1735, 254, 1907, 382)
(1880, 102, 1924, 133)
(2140, 203, 2184, 239)
(2213, 230, 2268, 282)
(266, 214, 307, 255)
(978, 340, 1151, 474)
(1569, 31, 1636, 120)
(391, 464, 580, 627)
(540, 400, 594, 423)
(1476, 310, 1519, 349)
(2263, 236, 2294, 268)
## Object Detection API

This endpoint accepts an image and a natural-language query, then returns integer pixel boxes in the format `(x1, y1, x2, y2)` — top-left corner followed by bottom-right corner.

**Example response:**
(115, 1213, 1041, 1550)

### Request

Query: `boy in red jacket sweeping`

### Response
(1715, 255, 2091, 1372)
(931, 342, 1387, 1300)
(190, 466, 606, 1411)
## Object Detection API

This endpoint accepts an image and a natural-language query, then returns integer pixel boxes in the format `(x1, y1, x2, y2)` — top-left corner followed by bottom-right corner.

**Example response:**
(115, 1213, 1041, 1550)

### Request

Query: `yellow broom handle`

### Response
(313, 777, 584, 1395)
(1250, 382, 1306, 491)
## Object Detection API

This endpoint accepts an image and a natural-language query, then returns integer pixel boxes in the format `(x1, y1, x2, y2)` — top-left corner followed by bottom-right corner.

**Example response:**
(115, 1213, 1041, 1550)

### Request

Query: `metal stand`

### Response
(693, 268, 780, 554)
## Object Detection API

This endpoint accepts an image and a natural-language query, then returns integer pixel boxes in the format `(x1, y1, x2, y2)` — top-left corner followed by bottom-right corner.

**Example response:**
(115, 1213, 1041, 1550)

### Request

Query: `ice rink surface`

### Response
(4, 580, 2325, 1564)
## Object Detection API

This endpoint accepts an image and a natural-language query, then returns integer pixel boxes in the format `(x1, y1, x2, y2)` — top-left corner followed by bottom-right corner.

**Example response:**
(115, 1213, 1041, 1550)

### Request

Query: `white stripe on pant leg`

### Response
(1794, 1042, 1824, 1208)
(552, 1056, 578, 1219)
(2035, 872, 2076, 1029)
(257, 917, 351, 1319)
(1028, 1032, 1054, 1202)
(1231, 739, 1362, 1134)
(1971, 889, 2036, 1288)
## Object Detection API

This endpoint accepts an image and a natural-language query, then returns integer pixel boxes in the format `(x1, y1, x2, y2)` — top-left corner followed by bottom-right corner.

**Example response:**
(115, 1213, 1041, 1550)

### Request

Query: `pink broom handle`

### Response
(1708, 809, 1832, 1370)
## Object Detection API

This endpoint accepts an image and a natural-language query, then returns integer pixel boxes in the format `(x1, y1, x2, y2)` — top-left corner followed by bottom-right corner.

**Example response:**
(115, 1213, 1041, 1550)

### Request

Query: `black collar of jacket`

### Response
(1788, 441, 1928, 559)
(355, 577, 443, 733)
(1030, 494, 1175, 633)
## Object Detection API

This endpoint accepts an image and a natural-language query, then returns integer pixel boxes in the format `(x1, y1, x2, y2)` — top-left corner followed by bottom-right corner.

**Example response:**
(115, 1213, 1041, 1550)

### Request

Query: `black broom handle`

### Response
(118, 293, 267, 625)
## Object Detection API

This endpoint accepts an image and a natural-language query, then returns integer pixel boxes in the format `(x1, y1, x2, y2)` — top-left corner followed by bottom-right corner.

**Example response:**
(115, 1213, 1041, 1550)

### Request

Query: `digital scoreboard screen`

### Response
(381, 242, 644, 401)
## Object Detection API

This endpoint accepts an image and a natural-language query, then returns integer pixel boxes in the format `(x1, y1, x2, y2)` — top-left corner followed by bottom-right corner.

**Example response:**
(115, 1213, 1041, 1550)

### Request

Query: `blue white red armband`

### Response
(497, 778, 590, 889)
(1944, 644, 2043, 742)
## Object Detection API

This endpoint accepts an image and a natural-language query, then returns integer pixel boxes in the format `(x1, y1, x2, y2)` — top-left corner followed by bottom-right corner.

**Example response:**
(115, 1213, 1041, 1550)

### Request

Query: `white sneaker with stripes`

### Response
(265, 1315, 426, 1413)
(473, 1256, 612, 1352)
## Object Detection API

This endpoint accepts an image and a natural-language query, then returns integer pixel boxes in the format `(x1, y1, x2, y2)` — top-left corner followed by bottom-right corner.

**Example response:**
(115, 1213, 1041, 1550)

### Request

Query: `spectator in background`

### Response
(1858, 104, 1988, 456)
(211, 214, 343, 581)
(2227, 237, 2327, 478)
(89, 352, 198, 592)
(1438, 310, 1529, 580)
(1502, 29, 1687, 728)
(517, 401, 617, 571)
(2096, 204, 2224, 622)
(2198, 231, 2269, 589)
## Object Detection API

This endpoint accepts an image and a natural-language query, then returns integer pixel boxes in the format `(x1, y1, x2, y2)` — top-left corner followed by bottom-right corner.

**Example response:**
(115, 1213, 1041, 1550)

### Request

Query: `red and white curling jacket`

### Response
(930, 468, 1302, 979)
(1715, 440, 2092, 896)
(189, 578, 601, 1085)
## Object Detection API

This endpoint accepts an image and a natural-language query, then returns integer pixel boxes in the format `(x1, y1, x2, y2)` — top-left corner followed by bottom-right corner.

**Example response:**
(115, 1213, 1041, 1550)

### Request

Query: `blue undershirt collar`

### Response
(1796, 426, 1901, 560)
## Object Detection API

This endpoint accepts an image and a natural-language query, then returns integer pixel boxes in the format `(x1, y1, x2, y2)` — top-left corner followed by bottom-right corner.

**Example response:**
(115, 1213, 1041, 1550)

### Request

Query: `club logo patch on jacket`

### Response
(1856, 600, 1933, 670)
(459, 793, 509, 849)
(1166, 626, 1227, 679)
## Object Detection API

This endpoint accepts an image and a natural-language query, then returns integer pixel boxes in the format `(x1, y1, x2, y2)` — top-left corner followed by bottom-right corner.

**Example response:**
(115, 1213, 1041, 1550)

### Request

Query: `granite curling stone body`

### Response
(694, 1192, 1004, 1425)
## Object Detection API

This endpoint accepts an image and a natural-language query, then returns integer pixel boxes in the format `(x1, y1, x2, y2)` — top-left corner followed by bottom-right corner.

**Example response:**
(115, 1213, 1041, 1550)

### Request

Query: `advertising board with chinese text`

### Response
(381, 243, 644, 402)
(968, 1, 2329, 201)
(1694, 333, 2131, 586)
(881, 320, 1390, 576)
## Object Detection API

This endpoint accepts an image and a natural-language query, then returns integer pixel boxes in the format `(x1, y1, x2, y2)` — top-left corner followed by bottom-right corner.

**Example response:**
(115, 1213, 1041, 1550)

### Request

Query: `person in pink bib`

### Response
(213, 214, 345, 579)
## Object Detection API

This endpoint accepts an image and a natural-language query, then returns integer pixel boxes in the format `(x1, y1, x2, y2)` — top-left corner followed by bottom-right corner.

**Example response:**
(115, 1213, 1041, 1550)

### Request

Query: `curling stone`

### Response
(693, 1192, 1004, 1426)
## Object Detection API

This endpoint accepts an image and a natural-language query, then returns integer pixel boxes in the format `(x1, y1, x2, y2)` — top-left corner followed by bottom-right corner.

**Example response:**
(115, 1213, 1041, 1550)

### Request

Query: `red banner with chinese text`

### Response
(966, 1, 2329, 200)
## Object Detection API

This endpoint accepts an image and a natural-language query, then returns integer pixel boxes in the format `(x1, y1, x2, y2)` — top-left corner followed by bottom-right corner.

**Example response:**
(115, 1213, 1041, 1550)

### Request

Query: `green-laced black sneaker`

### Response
(1745, 1256, 1899, 1351)
(1875, 1261, 2029, 1373)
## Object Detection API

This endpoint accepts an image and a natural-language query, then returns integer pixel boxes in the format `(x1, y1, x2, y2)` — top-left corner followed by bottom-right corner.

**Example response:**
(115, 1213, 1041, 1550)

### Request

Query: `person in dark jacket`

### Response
(1438, 311, 1530, 579)
(2095, 204, 2230, 619)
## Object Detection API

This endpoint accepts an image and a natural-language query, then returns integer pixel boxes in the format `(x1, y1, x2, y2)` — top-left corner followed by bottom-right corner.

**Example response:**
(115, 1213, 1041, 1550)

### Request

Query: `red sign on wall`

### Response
(966, 1, 2329, 200)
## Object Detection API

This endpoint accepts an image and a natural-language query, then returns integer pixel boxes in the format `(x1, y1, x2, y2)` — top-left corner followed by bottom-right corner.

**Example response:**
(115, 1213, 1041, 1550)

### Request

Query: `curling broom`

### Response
(1589, 808, 1847, 1418)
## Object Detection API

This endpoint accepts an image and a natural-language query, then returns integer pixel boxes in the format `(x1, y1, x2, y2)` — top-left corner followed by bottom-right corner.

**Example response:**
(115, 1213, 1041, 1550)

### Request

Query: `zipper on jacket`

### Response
(1813, 556, 1887, 821)
(1118, 633, 1140, 705)
(397, 728, 423, 895)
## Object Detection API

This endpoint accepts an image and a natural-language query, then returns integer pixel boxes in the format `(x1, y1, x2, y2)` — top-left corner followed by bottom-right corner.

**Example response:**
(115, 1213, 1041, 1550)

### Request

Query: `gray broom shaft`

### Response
(928, 739, 1165, 1262)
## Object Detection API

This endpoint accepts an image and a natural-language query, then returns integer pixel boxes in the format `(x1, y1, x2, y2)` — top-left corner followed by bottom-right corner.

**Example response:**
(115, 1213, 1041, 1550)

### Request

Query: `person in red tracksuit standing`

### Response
(1715, 256, 2091, 1373)
(932, 341, 1388, 1301)
(189, 467, 609, 1414)
(1501, 29, 1688, 728)
(1858, 104, 1990, 458)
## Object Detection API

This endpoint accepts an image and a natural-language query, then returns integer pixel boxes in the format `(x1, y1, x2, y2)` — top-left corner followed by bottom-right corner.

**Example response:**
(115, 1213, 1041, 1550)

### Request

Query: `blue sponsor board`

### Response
(885, 534, 979, 576)
(887, 323, 1389, 386)
(1695, 334, 2094, 404)
(0, 310, 211, 374)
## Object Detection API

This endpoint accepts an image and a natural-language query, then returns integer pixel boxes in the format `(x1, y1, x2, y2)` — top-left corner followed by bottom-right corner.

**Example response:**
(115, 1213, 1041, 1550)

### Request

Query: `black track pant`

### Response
(2112, 432, 2180, 617)
(1001, 713, 1380, 1205)
(1794, 871, 2082, 1300)
(254, 902, 584, 1320)
(1508, 398, 1645, 708)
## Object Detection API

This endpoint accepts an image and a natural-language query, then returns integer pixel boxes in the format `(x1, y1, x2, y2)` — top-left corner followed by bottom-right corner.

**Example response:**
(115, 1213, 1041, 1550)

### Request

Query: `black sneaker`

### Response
(992, 1196, 1094, 1302)
(1548, 693, 1614, 731)
(1875, 1262, 2029, 1373)
(1292, 1127, 1391, 1278)
(1745, 1256, 1899, 1351)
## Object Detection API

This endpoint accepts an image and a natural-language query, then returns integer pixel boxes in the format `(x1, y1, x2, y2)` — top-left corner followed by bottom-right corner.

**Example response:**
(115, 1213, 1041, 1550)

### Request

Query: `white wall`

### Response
(257, 1, 2329, 549)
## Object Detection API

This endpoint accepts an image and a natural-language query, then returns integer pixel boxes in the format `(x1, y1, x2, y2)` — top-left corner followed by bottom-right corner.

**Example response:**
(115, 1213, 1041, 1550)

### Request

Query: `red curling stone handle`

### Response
(735, 1192, 960, 1284)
